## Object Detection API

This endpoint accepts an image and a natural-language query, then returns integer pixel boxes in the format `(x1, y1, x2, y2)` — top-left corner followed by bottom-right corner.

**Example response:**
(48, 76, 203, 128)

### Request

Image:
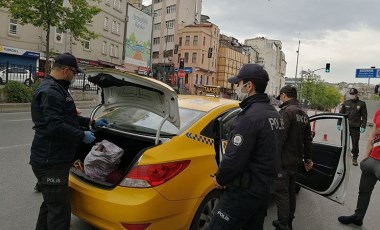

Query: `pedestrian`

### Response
(208, 64, 284, 230)
(30, 53, 108, 230)
(338, 108, 380, 227)
(337, 88, 367, 166)
(272, 85, 313, 230)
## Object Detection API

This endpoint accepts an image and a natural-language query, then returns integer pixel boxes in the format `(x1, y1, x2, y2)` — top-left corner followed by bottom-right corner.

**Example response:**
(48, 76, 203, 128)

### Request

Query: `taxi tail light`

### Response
(121, 223, 151, 230)
(119, 160, 191, 188)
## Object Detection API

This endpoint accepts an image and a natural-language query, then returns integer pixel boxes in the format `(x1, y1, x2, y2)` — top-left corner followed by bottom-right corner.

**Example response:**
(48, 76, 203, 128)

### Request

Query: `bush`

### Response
(4, 81, 32, 103)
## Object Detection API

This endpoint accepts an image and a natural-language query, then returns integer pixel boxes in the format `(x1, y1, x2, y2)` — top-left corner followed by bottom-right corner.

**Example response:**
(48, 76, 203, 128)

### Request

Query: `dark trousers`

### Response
(208, 187, 270, 230)
(355, 157, 380, 220)
(273, 170, 296, 229)
(349, 127, 360, 156)
(31, 163, 72, 230)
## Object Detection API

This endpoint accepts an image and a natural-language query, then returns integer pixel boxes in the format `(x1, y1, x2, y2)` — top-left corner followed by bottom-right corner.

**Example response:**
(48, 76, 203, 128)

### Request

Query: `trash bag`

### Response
(84, 140, 124, 181)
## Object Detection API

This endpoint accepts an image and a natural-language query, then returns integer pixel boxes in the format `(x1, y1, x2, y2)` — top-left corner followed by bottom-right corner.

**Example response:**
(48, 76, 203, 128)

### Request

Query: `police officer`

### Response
(272, 85, 313, 230)
(208, 64, 283, 230)
(337, 88, 367, 166)
(30, 53, 108, 230)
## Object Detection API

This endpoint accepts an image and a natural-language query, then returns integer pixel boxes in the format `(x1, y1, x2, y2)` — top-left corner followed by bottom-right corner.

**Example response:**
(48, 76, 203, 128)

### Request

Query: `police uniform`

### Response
(30, 54, 91, 230)
(338, 88, 367, 162)
(273, 86, 312, 230)
(208, 64, 283, 230)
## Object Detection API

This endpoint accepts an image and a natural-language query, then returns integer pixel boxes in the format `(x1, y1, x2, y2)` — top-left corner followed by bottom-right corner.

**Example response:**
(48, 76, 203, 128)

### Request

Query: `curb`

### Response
(0, 100, 99, 113)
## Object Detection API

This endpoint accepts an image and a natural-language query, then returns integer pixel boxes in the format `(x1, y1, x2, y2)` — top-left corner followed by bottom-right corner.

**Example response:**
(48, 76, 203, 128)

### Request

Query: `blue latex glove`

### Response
(337, 125, 341, 131)
(94, 118, 109, 129)
(360, 127, 365, 133)
(83, 131, 95, 144)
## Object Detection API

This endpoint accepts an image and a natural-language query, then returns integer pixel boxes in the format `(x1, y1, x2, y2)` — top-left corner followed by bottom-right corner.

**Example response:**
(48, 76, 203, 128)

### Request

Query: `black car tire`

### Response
(84, 84, 90, 91)
(190, 190, 221, 230)
(24, 79, 32, 86)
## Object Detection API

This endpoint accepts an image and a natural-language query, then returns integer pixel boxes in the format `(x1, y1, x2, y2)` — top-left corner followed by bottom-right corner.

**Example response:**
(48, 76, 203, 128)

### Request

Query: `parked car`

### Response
(69, 68, 351, 230)
(70, 73, 97, 91)
(0, 67, 33, 86)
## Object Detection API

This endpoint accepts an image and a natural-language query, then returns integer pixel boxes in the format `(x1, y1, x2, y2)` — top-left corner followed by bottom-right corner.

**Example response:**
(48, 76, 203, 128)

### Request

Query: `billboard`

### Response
(124, 4, 152, 68)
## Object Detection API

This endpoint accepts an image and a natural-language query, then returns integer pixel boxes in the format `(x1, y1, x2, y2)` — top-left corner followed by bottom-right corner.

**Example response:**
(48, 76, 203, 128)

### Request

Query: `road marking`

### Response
(8, 119, 32, 122)
(0, 143, 31, 150)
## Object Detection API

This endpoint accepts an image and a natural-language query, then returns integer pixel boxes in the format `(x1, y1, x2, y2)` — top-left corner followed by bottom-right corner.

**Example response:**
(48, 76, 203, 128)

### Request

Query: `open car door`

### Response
(296, 113, 350, 204)
(215, 108, 241, 166)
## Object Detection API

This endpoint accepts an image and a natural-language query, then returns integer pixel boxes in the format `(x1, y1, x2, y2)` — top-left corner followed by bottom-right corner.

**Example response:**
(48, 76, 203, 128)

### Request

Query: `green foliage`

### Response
(4, 81, 32, 103)
(297, 71, 341, 110)
(1, 0, 101, 72)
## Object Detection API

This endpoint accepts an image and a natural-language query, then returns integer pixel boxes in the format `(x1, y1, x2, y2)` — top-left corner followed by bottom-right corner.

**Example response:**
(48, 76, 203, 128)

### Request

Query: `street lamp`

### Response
(294, 40, 301, 79)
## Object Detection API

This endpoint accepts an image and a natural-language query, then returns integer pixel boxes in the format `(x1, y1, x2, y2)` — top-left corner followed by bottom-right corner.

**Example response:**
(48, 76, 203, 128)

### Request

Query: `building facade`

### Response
(175, 23, 219, 94)
(150, 0, 202, 80)
(0, 0, 143, 71)
(244, 37, 286, 96)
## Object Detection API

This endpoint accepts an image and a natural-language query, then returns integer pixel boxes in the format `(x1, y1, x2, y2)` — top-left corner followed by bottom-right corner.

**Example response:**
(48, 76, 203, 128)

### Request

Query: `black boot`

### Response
(338, 214, 363, 226)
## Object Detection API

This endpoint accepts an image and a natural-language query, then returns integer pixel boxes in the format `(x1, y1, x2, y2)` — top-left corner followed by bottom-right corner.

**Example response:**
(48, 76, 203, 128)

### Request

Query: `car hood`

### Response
(86, 68, 180, 129)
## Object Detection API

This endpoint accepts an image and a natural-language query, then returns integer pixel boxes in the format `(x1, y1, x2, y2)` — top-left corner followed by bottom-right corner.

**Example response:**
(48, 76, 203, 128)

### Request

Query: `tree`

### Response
(0, 0, 101, 75)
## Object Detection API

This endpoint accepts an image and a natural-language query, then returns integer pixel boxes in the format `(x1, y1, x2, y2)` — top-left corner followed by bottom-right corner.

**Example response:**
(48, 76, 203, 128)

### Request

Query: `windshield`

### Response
(101, 107, 205, 136)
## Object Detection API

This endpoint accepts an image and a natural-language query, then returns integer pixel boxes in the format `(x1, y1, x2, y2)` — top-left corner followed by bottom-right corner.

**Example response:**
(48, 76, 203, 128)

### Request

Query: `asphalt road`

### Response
(0, 109, 379, 230)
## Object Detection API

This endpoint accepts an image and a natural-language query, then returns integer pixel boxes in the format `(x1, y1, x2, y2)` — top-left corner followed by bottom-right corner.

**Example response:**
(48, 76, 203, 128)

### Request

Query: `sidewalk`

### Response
(0, 100, 99, 113)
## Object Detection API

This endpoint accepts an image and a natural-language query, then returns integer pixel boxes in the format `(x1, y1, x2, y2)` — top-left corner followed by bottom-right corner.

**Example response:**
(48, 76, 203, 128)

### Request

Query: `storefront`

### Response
(0, 45, 40, 68)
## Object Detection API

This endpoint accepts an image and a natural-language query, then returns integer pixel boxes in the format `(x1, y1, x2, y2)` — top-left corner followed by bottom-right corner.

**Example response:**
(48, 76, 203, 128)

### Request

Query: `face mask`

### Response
(349, 95, 356, 100)
(235, 83, 249, 101)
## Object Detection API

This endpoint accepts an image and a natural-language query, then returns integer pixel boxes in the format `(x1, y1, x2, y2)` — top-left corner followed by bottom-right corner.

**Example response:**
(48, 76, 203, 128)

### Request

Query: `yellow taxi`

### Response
(70, 68, 351, 229)
(69, 68, 239, 230)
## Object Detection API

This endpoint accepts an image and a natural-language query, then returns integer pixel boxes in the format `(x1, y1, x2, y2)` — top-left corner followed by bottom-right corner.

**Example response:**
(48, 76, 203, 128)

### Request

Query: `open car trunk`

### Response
(70, 129, 156, 188)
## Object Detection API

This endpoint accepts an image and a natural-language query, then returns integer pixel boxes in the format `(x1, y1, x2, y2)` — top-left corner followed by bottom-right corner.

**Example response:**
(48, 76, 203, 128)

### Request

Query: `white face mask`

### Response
(349, 95, 356, 100)
(235, 82, 249, 101)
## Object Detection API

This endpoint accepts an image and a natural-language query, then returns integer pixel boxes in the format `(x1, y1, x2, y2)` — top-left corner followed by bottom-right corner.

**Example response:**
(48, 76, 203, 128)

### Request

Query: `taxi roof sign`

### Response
(202, 85, 221, 97)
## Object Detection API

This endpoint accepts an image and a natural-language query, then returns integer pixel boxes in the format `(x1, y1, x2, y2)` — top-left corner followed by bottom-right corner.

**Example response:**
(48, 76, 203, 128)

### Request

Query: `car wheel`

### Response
(190, 190, 221, 230)
(24, 79, 32, 86)
(84, 84, 90, 91)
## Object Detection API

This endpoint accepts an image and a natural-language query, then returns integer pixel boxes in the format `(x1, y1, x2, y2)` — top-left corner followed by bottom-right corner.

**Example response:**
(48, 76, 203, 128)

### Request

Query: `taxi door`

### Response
(296, 113, 350, 204)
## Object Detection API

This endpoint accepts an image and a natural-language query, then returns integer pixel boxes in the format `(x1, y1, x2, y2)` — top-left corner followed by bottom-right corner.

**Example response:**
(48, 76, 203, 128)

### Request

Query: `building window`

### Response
(153, 37, 160, 44)
(55, 28, 63, 43)
(195, 74, 198, 85)
(165, 35, 174, 43)
(104, 17, 109, 30)
(84, 38, 91, 50)
(9, 19, 18, 35)
(102, 41, 107, 54)
(154, 9, 161, 17)
(193, 35, 198, 45)
(200, 75, 203, 85)
(116, 22, 120, 35)
(154, 0, 162, 3)
(178, 53, 181, 63)
(202, 54, 204, 64)
(113, 0, 121, 10)
(105, 0, 111, 5)
(203, 36, 206, 46)
(179, 37, 182, 46)
(192, 52, 197, 63)
(154, 23, 160, 31)
(166, 20, 175, 29)
(206, 76, 209, 85)
(153, 51, 159, 58)
(166, 5, 176, 14)
(112, 20, 116, 33)
(115, 45, 119, 57)
(164, 50, 173, 58)
(184, 52, 189, 63)
(185, 36, 190, 45)
(110, 44, 114, 56)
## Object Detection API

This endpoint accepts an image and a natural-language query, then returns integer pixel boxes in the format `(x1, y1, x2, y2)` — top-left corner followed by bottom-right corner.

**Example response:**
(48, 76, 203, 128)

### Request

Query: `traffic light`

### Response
(179, 58, 184, 69)
(325, 63, 330, 73)
(208, 47, 213, 58)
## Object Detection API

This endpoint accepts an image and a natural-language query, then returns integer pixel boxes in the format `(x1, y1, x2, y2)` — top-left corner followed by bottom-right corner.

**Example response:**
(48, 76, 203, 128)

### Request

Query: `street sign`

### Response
(178, 69, 185, 79)
(355, 68, 380, 78)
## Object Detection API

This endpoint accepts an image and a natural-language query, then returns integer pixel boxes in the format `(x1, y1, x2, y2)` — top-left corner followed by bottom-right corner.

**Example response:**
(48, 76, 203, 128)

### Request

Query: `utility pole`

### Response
(295, 40, 301, 79)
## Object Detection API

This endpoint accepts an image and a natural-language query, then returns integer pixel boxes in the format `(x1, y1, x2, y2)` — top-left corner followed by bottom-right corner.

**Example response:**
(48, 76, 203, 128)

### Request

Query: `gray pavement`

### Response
(0, 109, 379, 229)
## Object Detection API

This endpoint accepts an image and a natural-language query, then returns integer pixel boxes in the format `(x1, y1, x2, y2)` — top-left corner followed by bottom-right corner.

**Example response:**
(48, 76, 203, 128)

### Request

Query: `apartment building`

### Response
(150, 0, 202, 79)
(216, 35, 249, 98)
(245, 37, 287, 96)
(0, 0, 143, 71)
